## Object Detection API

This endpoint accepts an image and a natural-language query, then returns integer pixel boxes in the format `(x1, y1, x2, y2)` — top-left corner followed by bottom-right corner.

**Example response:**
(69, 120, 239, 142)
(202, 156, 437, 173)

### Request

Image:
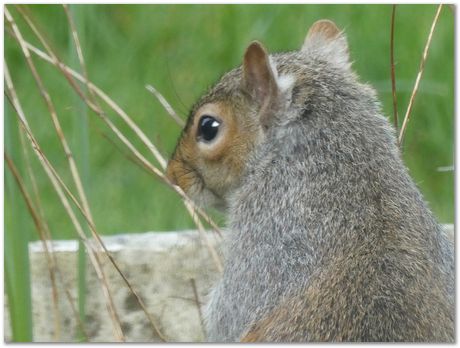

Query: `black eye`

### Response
(197, 115, 221, 142)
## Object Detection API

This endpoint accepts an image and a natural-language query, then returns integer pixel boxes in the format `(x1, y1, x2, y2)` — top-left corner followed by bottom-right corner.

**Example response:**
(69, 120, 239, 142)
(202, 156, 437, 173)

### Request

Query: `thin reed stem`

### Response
(190, 278, 205, 339)
(145, 84, 185, 127)
(398, 4, 443, 145)
(63, 5, 91, 340)
(4, 95, 33, 343)
(390, 5, 399, 135)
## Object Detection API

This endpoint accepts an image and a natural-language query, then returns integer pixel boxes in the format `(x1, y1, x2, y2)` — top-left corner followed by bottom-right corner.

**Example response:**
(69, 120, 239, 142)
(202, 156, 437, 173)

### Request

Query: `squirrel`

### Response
(165, 20, 454, 342)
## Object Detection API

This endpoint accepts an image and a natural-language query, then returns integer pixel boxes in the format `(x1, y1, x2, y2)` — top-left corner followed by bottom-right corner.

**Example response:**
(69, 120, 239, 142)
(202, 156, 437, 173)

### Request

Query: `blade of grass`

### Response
(4, 92, 33, 342)
(62, 4, 99, 106)
(5, 152, 61, 339)
(398, 4, 443, 145)
(64, 4, 91, 341)
(7, 8, 102, 339)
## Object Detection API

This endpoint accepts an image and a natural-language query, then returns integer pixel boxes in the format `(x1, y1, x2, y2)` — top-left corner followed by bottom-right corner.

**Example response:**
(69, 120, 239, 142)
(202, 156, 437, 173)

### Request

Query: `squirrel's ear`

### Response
(302, 19, 350, 68)
(242, 41, 278, 105)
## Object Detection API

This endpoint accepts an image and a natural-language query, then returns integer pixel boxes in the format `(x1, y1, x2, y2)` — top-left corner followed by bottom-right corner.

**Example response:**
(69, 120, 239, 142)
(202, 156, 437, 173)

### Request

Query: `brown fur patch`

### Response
(166, 100, 254, 200)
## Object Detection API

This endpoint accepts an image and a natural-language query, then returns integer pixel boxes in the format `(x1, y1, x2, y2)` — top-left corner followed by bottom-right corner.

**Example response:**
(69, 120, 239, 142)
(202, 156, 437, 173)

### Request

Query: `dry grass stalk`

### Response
(16, 127, 91, 340)
(7, 24, 223, 248)
(183, 201, 223, 272)
(9, 18, 221, 237)
(7, 5, 224, 339)
(11, 23, 222, 239)
(398, 4, 443, 145)
(12, 7, 103, 114)
(62, 4, 98, 105)
(8, 32, 225, 305)
(145, 84, 185, 127)
(189, 278, 205, 338)
(4, 61, 125, 342)
(5, 152, 62, 340)
(107, 129, 224, 272)
(99, 132, 223, 272)
(6, 7, 95, 228)
(5, 93, 90, 342)
(7, 7, 168, 340)
(11, 101, 62, 339)
(145, 81, 226, 253)
(145, 82, 223, 236)
(6, 7, 124, 338)
(390, 5, 399, 134)
(10, 25, 219, 231)
(8, 90, 163, 341)
(100, 131, 148, 169)
(16, 135, 61, 341)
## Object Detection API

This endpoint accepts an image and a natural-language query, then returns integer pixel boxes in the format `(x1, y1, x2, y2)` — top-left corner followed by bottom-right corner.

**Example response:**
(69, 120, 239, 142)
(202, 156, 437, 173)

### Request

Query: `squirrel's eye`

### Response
(197, 115, 221, 142)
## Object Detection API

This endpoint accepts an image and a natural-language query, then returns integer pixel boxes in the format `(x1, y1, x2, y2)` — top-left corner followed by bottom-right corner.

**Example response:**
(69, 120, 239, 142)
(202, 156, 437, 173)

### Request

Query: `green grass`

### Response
(5, 4, 454, 244)
(5, 100, 33, 342)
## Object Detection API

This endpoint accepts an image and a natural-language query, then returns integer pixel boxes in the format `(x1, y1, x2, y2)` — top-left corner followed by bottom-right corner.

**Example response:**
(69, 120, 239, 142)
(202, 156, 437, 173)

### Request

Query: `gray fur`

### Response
(191, 29, 454, 342)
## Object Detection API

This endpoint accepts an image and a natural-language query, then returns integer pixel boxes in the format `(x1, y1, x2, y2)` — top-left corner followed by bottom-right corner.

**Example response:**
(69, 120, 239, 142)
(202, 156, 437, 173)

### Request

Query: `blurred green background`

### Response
(5, 4, 454, 242)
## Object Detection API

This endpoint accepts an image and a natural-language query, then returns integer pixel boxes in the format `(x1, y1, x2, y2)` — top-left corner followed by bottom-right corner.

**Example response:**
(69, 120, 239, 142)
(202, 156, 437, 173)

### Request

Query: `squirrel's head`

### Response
(166, 19, 350, 210)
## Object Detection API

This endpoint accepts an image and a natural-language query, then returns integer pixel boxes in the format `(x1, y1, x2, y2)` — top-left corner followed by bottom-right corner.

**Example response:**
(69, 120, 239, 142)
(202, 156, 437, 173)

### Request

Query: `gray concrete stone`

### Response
(22, 230, 221, 342)
(4, 224, 454, 342)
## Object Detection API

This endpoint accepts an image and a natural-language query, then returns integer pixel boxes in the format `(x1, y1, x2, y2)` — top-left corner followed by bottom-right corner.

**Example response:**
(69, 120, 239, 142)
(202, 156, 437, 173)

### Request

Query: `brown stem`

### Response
(390, 5, 399, 137)
(398, 4, 443, 146)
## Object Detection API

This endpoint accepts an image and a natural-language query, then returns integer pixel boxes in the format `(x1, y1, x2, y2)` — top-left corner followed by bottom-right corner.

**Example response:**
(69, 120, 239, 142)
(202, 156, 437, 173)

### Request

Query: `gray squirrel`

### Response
(166, 19, 454, 342)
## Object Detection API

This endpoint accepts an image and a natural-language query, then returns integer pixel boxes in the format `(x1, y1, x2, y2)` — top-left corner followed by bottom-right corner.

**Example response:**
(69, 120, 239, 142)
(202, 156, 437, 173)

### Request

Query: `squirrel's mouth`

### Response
(166, 150, 229, 212)
(171, 162, 227, 212)
(193, 180, 227, 212)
